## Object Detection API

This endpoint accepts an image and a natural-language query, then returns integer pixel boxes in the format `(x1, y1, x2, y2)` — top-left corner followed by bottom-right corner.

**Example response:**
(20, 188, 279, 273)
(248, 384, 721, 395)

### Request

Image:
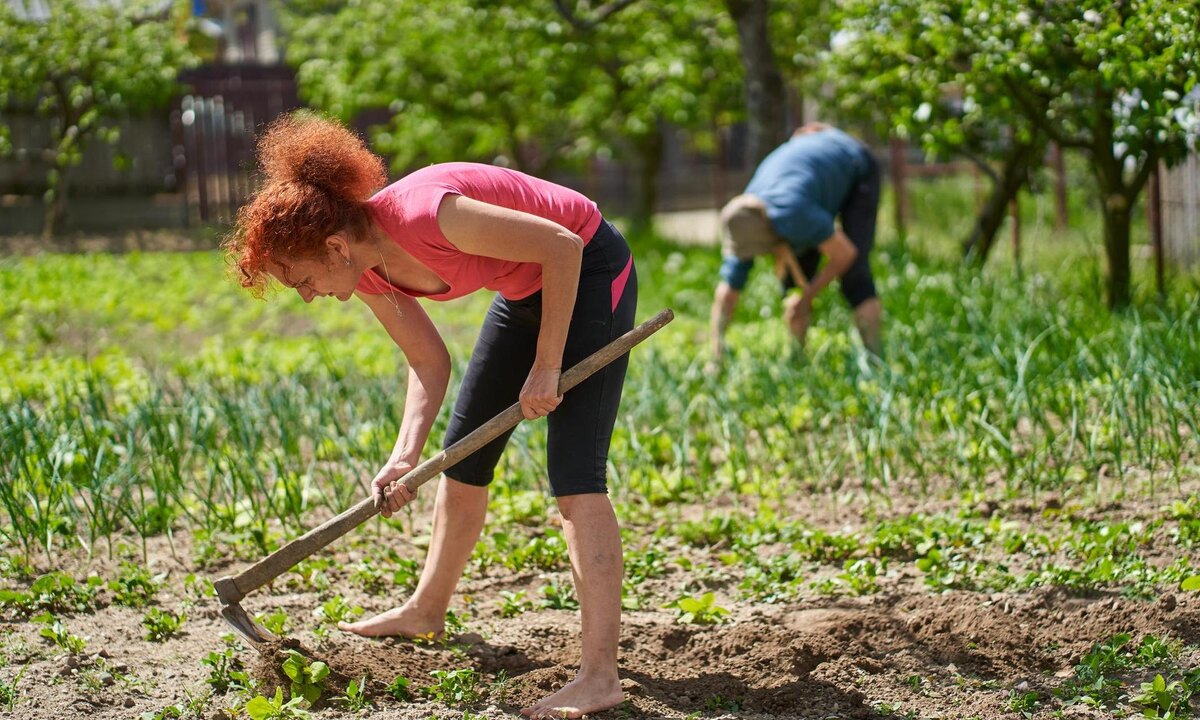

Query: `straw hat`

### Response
(719, 194, 779, 260)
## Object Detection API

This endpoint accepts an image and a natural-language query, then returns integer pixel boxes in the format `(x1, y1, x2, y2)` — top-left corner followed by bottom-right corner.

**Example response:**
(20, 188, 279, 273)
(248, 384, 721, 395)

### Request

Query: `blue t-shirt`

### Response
(720, 129, 869, 291)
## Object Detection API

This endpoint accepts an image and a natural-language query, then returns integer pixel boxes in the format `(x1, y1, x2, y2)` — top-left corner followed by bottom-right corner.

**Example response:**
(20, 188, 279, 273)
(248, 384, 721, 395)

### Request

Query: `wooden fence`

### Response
(1162, 152, 1200, 268)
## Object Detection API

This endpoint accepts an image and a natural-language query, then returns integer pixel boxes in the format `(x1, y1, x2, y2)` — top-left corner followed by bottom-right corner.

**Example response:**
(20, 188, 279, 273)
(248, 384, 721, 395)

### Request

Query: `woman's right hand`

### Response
(370, 460, 417, 518)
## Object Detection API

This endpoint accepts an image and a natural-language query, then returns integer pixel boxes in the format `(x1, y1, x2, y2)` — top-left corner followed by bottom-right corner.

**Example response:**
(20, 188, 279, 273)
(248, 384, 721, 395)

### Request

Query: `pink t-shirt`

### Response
(356, 163, 602, 301)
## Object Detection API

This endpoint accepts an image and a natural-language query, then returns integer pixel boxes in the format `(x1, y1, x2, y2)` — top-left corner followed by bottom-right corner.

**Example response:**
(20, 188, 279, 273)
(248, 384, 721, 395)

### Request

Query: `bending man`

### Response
(710, 123, 883, 357)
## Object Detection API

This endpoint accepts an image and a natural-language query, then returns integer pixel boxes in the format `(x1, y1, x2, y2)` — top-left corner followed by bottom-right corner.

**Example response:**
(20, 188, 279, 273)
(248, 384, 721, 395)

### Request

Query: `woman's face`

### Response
(268, 236, 360, 303)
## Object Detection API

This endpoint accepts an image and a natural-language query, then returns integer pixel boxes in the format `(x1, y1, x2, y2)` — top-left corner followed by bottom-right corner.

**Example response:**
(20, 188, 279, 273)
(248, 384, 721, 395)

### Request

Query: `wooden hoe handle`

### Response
(218, 308, 674, 602)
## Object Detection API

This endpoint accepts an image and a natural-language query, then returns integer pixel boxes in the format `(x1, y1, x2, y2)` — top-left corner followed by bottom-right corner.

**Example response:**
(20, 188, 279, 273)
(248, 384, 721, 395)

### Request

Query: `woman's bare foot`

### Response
(337, 602, 444, 638)
(520, 673, 624, 719)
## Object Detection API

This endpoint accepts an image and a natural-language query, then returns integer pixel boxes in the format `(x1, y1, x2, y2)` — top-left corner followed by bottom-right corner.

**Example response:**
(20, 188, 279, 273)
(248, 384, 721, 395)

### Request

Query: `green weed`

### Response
(142, 608, 186, 642)
(665, 592, 730, 625)
(281, 650, 329, 705)
(421, 668, 480, 707)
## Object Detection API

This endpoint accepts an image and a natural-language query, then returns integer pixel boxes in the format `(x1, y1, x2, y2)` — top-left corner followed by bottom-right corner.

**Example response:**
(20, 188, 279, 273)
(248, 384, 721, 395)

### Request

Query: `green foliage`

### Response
(497, 590, 533, 619)
(280, 0, 740, 213)
(421, 668, 480, 707)
(538, 579, 579, 611)
(245, 687, 312, 720)
(202, 646, 250, 694)
(142, 607, 186, 642)
(109, 562, 163, 608)
(0, 0, 196, 234)
(665, 592, 730, 625)
(1055, 633, 1199, 712)
(1132, 674, 1188, 718)
(0, 572, 100, 615)
(0, 664, 28, 711)
(247, 609, 285, 638)
(1005, 689, 1042, 717)
(342, 676, 372, 712)
(829, 0, 1200, 304)
(34, 613, 86, 654)
(313, 595, 363, 627)
(347, 560, 388, 595)
(281, 650, 329, 706)
(385, 675, 412, 702)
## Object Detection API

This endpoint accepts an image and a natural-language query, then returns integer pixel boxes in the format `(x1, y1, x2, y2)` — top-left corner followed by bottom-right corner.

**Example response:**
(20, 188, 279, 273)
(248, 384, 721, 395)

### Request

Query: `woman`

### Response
(224, 113, 637, 719)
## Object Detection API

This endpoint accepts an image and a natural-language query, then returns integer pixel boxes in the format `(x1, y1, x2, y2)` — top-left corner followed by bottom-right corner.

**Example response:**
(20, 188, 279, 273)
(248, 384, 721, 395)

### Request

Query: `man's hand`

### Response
(784, 293, 812, 347)
(370, 460, 417, 518)
(519, 364, 563, 419)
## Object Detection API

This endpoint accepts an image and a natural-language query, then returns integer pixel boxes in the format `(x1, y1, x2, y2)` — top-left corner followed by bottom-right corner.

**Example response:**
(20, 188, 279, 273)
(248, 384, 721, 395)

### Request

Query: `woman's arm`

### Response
(357, 290, 451, 515)
(435, 194, 583, 419)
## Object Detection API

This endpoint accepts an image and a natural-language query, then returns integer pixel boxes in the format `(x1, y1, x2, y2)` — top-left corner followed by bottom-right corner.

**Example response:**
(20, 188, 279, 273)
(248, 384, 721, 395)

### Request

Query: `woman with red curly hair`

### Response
(224, 112, 636, 719)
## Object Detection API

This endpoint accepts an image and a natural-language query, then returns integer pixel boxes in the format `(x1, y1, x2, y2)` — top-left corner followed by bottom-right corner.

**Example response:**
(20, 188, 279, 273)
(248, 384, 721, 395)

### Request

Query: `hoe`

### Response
(214, 308, 674, 647)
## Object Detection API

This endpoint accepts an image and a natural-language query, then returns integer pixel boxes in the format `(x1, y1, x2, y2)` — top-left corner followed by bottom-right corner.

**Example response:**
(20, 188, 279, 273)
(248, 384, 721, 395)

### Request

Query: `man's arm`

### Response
(710, 281, 741, 359)
(784, 229, 857, 347)
(802, 229, 858, 304)
(711, 255, 753, 359)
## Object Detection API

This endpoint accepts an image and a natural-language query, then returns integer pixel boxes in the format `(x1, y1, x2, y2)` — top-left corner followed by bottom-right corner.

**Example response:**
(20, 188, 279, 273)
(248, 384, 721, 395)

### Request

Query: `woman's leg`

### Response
(523, 221, 637, 718)
(522, 493, 623, 718)
(339, 477, 488, 636)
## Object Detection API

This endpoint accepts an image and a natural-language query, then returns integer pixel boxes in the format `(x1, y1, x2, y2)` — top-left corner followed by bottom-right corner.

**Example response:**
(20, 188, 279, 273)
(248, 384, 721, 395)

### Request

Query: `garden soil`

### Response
(1, 483, 1197, 720)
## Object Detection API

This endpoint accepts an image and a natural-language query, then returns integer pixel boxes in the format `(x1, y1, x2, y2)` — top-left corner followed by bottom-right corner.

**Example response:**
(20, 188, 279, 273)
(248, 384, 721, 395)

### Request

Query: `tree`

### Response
(550, 0, 742, 225)
(0, 0, 196, 237)
(973, 0, 1200, 307)
(281, 1, 598, 177)
(827, 0, 1045, 265)
(724, 0, 788, 165)
(281, 0, 742, 226)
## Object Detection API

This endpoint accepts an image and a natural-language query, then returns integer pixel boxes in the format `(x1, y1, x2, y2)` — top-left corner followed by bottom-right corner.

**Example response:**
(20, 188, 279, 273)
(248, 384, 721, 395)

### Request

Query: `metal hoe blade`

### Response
(214, 576, 278, 646)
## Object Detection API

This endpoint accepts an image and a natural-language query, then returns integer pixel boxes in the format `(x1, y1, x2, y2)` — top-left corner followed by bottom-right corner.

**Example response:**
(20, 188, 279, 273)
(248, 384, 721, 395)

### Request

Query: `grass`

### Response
(0, 185, 1198, 558)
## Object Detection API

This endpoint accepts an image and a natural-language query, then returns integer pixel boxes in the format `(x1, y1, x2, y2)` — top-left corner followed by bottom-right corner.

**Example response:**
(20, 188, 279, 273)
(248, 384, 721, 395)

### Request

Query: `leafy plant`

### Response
(313, 596, 362, 627)
(202, 646, 250, 694)
(1132, 674, 1191, 719)
(498, 590, 533, 618)
(421, 668, 480, 707)
(256, 608, 290, 636)
(665, 592, 730, 625)
(109, 562, 163, 607)
(142, 608, 186, 642)
(281, 650, 329, 706)
(348, 561, 389, 596)
(245, 687, 313, 720)
(385, 675, 412, 702)
(342, 676, 372, 712)
(0, 664, 28, 710)
(1, 572, 100, 615)
(538, 580, 579, 611)
(1005, 688, 1042, 717)
(34, 613, 86, 654)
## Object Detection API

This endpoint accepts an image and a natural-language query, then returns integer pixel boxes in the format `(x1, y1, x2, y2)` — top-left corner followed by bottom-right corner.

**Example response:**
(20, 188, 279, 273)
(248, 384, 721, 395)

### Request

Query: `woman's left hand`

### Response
(520, 364, 563, 419)
(369, 460, 417, 518)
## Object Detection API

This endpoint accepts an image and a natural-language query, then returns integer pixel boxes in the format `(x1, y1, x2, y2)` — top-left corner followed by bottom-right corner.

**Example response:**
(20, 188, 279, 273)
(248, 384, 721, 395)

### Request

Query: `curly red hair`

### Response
(223, 112, 388, 296)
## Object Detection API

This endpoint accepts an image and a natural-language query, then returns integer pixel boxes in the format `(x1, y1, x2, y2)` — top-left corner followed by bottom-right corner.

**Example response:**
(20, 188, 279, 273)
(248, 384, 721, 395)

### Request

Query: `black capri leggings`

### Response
(782, 149, 881, 308)
(441, 219, 638, 496)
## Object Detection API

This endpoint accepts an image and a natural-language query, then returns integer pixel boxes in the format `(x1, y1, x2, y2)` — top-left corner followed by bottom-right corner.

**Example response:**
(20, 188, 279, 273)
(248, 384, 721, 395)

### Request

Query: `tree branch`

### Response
(954, 146, 1001, 184)
(552, 0, 640, 32)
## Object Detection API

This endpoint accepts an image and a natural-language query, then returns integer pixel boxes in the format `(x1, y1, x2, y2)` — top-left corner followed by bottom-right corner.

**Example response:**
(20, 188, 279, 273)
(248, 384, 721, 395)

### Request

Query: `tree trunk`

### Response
(630, 126, 663, 232)
(43, 166, 69, 238)
(725, 0, 787, 166)
(963, 141, 1039, 265)
(1101, 197, 1133, 309)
